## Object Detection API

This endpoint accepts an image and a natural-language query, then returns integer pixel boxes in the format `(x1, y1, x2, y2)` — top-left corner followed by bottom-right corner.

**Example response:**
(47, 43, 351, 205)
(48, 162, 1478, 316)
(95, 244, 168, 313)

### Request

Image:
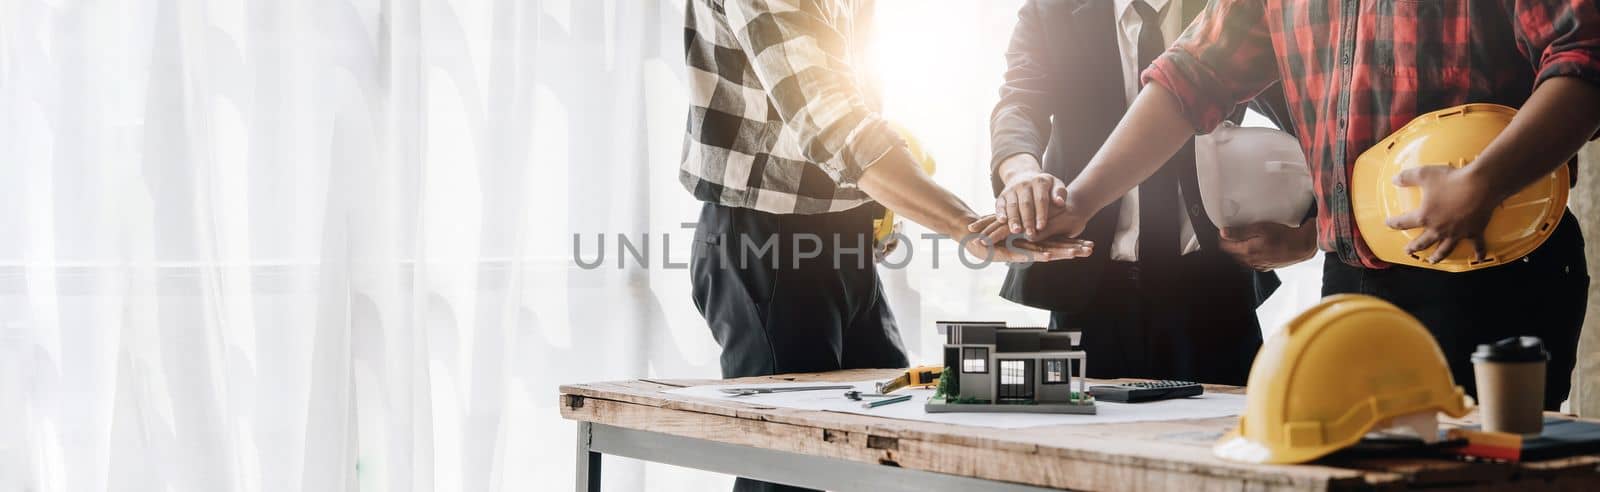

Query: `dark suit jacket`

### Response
(989, 0, 1296, 314)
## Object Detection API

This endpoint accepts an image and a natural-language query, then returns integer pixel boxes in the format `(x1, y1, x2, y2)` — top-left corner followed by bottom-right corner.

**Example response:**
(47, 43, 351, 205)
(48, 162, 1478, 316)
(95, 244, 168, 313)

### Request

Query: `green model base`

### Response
(924, 398, 1097, 415)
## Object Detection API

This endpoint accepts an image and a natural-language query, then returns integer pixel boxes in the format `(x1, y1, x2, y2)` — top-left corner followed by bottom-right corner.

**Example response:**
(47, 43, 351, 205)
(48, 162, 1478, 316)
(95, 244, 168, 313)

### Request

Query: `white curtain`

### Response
(1, 1, 1325, 491)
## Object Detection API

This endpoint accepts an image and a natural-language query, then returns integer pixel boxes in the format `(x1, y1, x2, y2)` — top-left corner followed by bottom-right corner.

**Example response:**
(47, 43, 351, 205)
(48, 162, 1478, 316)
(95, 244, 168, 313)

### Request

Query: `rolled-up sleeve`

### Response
(1141, 0, 1280, 134)
(725, 0, 905, 183)
(1513, 0, 1600, 98)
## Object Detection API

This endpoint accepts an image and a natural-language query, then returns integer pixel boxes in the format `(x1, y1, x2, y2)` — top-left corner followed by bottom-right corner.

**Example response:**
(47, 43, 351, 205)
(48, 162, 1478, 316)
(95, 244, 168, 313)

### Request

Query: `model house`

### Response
(928, 321, 1094, 414)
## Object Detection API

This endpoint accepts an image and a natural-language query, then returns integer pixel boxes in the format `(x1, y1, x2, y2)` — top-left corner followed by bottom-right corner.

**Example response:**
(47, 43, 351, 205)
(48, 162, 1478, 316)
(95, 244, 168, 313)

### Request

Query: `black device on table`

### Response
(1089, 380, 1204, 403)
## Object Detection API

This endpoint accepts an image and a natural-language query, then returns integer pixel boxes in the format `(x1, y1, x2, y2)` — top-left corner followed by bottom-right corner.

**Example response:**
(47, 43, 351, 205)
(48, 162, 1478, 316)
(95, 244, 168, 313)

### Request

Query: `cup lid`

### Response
(1471, 336, 1549, 363)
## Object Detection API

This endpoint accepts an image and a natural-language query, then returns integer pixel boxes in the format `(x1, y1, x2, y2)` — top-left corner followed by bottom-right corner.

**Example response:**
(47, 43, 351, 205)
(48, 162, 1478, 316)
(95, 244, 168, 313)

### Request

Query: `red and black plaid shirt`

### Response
(1145, 0, 1600, 268)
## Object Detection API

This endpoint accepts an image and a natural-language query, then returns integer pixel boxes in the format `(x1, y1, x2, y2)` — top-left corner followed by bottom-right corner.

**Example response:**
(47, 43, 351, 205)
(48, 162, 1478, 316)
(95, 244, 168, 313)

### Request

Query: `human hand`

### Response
(1218, 221, 1318, 271)
(969, 195, 1092, 248)
(993, 155, 1068, 239)
(958, 231, 1094, 263)
(1383, 165, 1499, 264)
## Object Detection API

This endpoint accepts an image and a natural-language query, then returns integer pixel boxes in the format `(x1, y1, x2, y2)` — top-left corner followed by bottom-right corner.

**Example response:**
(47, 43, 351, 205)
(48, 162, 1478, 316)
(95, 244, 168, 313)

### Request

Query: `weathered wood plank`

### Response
(563, 394, 1378, 491)
(560, 370, 1600, 491)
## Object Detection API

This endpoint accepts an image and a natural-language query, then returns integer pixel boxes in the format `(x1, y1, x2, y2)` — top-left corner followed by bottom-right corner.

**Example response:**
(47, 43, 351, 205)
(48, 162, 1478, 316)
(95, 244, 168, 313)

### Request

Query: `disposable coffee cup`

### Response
(1471, 336, 1548, 436)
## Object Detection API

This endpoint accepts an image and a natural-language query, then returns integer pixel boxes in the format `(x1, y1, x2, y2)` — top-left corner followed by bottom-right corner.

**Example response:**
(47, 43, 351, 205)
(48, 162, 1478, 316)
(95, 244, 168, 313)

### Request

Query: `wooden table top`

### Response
(559, 369, 1600, 491)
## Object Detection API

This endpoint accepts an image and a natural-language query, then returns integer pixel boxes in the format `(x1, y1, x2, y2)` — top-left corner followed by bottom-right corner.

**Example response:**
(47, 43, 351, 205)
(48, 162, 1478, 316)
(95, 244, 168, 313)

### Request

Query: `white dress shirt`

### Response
(1109, 0, 1206, 262)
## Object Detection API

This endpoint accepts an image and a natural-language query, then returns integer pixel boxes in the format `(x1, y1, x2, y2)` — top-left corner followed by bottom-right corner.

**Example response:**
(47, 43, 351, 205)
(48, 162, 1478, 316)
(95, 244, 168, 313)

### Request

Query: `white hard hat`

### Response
(1194, 122, 1314, 229)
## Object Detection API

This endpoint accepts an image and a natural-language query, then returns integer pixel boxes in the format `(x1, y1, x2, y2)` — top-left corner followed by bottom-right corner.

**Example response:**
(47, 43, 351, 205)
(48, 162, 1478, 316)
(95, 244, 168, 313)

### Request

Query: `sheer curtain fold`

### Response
(4, 1, 1334, 491)
(2, 1, 714, 490)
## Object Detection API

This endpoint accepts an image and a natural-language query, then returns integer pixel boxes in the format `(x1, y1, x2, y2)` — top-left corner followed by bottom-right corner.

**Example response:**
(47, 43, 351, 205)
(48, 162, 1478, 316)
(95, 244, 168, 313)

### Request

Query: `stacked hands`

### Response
(964, 171, 1093, 264)
(968, 153, 1320, 269)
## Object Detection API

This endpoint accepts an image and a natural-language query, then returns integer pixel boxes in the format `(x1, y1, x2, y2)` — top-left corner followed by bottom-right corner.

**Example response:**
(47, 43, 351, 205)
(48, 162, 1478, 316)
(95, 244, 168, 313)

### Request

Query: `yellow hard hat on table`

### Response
(1214, 295, 1471, 464)
(1351, 103, 1568, 272)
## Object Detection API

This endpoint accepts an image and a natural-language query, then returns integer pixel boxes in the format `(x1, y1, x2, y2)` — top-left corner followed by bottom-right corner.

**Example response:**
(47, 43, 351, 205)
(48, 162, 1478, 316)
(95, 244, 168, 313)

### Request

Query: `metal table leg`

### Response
(576, 421, 601, 492)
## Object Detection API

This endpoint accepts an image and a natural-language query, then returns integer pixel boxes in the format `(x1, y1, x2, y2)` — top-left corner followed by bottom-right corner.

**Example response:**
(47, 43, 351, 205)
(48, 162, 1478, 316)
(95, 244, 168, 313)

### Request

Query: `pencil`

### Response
(861, 394, 912, 409)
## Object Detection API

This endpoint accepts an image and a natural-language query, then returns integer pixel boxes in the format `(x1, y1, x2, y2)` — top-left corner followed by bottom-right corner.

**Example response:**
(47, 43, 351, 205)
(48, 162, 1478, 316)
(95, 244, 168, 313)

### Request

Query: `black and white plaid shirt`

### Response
(680, 0, 905, 214)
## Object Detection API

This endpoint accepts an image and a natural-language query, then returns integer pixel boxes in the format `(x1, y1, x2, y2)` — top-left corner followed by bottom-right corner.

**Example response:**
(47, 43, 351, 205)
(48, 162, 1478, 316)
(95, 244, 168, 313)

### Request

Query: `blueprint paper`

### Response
(665, 381, 1246, 429)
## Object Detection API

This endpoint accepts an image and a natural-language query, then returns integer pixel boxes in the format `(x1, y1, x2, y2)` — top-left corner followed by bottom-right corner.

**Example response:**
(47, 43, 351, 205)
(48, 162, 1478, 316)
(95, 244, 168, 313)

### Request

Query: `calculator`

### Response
(1088, 380, 1204, 403)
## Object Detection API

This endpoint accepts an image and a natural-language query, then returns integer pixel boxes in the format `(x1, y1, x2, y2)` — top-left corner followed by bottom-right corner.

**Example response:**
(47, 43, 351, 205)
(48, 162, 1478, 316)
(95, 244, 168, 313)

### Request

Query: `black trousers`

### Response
(1050, 250, 1264, 386)
(690, 202, 909, 492)
(1322, 211, 1589, 411)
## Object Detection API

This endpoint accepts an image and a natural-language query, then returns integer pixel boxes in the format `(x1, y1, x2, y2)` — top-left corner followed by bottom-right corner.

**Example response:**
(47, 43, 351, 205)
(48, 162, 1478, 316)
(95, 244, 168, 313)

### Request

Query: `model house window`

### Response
(961, 347, 988, 373)
(999, 360, 1027, 385)
(1043, 359, 1067, 384)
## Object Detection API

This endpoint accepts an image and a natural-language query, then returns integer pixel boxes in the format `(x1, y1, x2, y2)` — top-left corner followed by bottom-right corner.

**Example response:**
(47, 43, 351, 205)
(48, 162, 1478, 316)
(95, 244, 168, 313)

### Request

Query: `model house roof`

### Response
(934, 321, 1008, 335)
(937, 321, 1080, 350)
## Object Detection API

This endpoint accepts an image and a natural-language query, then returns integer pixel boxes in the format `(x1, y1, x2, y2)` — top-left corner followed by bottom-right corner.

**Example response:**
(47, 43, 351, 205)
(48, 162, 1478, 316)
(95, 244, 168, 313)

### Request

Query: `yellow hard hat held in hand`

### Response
(1352, 104, 1568, 272)
(1214, 295, 1472, 464)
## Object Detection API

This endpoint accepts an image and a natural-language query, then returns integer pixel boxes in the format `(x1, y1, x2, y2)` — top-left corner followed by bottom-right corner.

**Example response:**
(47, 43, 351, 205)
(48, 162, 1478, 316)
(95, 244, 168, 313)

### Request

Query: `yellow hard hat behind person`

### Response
(872, 123, 937, 256)
(1352, 104, 1569, 272)
(1214, 294, 1472, 464)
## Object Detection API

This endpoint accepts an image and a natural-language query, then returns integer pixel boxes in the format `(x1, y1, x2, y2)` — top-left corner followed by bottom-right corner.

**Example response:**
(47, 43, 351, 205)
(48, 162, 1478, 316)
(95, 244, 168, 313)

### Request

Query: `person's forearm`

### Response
(1064, 84, 1200, 212)
(995, 153, 1043, 185)
(858, 148, 980, 238)
(1467, 77, 1600, 202)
